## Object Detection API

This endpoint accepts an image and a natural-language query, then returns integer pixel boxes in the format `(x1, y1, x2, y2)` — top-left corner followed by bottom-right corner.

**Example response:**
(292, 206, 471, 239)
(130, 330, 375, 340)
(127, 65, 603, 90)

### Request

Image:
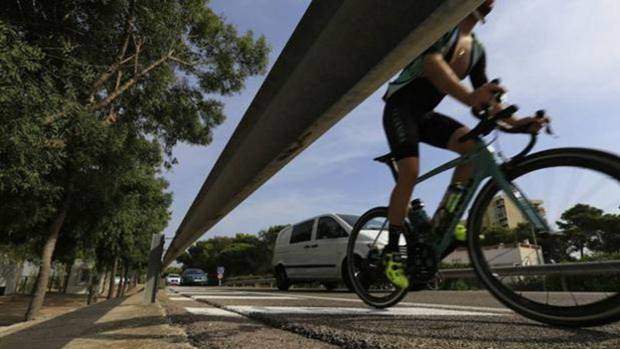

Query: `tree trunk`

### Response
(86, 272, 96, 305)
(99, 267, 109, 296)
(107, 258, 118, 300)
(25, 203, 69, 321)
(121, 265, 130, 296)
(116, 263, 125, 298)
(62, 262, 73, 293)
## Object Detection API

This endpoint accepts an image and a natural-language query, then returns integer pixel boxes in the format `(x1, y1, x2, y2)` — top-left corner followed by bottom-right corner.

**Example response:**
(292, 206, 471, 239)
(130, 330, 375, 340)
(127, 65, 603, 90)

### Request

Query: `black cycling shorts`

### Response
(382, 94, 464, 161)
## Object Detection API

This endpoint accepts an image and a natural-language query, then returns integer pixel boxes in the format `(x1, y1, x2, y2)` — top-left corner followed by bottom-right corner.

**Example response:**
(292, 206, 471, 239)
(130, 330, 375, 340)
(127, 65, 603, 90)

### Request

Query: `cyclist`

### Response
(382, 0, 548, 288)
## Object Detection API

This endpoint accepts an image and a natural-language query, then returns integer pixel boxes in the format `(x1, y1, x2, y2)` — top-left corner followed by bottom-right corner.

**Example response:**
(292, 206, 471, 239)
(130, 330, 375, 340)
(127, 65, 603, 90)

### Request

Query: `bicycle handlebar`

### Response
(459, 78, 552, 159)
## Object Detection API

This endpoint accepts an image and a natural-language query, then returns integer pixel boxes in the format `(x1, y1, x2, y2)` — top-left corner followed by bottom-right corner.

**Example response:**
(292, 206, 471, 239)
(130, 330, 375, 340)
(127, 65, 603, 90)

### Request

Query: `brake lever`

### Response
(535, 109, 555, 136)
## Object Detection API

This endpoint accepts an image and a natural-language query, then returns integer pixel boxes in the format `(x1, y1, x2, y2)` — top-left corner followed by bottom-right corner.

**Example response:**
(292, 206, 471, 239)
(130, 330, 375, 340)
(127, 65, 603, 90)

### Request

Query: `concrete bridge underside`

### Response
(163, 0, 484, 267)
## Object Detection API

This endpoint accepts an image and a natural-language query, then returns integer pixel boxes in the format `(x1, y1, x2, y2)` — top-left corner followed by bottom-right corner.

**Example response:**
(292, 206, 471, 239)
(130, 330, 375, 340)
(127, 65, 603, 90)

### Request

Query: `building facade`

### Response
(444, 242, 544, 268)
(482, 194, 546, 229)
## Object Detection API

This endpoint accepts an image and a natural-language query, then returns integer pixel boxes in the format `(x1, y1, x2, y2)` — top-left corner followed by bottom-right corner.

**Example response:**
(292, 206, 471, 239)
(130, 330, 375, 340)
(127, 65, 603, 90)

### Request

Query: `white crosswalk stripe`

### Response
(225, 306, 502, 317)
(185, 307, 243, 317)
(170, 289, 510, 318)
(191, 295, 297, 300)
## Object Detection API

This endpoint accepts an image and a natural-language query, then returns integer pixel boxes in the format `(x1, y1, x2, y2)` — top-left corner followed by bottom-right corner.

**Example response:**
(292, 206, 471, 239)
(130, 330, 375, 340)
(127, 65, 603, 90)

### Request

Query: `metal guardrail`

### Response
(224, 261, 620, 286)
(439, 261, 620, 279)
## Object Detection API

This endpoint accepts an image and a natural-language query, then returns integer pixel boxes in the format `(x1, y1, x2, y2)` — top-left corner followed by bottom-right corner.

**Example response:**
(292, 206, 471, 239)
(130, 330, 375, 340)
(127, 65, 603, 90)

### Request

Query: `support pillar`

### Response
(144, 233, 165, 304)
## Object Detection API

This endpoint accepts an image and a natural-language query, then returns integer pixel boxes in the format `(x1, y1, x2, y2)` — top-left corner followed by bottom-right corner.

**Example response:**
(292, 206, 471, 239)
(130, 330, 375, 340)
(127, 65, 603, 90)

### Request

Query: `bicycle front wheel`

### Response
(346, 207, 408, 308)
(468, 148, 620, 327)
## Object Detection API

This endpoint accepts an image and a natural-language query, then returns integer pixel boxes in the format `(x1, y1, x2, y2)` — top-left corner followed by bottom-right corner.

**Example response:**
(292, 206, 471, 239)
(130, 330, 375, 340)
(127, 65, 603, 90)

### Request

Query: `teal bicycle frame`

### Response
(411, 139, 552, 258)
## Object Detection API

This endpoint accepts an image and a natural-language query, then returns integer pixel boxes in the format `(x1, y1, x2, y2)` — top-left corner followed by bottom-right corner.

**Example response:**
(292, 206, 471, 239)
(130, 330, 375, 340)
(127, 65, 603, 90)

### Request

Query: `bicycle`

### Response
(346, 84, 620, 327)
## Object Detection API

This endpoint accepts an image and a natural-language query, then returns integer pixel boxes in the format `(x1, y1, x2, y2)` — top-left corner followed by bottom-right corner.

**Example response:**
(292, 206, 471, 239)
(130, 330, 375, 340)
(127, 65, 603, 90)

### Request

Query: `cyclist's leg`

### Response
(445, 126, 477, 182)
(382, 94, 421, 244)
(382, 95, 422, 288)
(420, 113, 473, 232)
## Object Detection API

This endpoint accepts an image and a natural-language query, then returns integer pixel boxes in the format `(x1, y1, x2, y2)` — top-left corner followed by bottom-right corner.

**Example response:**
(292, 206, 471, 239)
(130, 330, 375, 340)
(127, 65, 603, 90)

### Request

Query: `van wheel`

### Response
(274, 266, 290, 291)
(322, 282, 338, 291)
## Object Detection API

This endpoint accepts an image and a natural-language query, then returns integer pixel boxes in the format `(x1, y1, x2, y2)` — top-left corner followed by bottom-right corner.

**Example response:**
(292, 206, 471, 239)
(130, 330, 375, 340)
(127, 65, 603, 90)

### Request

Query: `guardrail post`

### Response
(144, 233, 164, 304)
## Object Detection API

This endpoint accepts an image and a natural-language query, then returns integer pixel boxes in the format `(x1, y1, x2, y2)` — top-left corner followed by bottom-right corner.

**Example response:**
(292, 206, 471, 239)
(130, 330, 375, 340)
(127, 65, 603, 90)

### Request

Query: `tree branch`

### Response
(169, 56, 195, 67)
(91, 51, 174, 111)
(88, 2, 136, 102)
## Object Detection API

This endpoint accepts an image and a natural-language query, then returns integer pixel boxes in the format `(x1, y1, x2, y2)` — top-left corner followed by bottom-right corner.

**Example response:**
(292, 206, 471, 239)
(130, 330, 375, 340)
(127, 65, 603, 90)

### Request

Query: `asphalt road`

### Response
(162, 287, 620, 349)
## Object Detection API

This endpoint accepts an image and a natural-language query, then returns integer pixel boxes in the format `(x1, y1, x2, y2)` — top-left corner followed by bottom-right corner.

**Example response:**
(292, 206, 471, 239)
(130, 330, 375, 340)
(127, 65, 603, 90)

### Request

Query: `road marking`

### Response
(169, 297, 193, 301)
(225, 306, 502, 317)
(179, 291, 250, 295)
(185, 307, 243, 317)
(173, 289, 511, 314)
(400, 302, 512, 313)
(191, 295, 297, 300)
(226, 291, 512, 314)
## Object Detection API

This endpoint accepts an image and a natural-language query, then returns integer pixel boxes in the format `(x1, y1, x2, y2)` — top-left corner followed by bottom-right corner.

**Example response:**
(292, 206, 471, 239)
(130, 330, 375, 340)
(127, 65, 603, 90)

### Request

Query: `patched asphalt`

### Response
(163, 287, 620, 349)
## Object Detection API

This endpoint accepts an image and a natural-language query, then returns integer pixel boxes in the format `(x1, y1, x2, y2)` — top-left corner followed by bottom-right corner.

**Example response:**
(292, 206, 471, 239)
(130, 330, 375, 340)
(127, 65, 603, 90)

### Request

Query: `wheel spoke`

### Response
(346, 207, 408, 307)
(467, 150, 620, 325)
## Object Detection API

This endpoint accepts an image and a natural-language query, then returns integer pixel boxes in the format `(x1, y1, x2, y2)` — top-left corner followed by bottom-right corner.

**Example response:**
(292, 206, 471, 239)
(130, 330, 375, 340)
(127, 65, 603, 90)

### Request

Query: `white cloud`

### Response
(479, 0, 620, 102)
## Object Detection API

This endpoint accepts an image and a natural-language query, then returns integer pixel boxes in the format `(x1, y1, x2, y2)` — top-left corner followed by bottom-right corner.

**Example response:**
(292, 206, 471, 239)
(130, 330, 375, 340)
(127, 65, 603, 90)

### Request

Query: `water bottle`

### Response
(410, 199, 432, 236)
(433, 183, 467, 235)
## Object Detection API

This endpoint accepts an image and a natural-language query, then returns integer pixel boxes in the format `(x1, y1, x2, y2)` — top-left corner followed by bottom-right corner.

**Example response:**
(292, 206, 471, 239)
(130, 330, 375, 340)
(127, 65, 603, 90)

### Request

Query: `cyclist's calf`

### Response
(387, 157, 419, 226)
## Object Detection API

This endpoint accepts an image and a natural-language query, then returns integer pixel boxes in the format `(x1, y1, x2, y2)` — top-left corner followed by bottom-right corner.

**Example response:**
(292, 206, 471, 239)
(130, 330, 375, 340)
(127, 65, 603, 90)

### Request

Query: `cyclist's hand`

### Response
(511, 116, 549, 134)
(467, 82, 506, 110)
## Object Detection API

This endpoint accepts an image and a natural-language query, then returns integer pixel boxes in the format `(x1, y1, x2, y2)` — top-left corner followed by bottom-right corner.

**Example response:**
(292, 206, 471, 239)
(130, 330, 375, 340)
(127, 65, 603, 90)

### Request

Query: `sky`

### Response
(162, 0, 620, 248)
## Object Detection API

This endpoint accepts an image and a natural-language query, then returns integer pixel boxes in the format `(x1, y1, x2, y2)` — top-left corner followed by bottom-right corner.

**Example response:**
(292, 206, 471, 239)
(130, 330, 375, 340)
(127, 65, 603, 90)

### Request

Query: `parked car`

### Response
(272, 213, 386, 291)
(165, 274, 181, 286)
(181, 268, 207, 286)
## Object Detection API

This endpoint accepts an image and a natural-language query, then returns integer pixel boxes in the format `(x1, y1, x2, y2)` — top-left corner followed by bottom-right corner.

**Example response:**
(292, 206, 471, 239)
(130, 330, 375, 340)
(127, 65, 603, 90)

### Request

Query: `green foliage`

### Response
(0, 1, 270, 317)
(0, 1, 269, 261)
(177, 225, 286, 277)
(164, 267, 182, 276)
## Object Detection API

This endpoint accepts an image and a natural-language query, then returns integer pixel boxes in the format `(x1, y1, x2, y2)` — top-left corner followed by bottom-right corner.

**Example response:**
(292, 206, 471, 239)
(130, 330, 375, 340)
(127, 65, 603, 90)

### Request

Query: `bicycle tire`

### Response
(468, 147, 620, 327)
(347, 206, 408, 308)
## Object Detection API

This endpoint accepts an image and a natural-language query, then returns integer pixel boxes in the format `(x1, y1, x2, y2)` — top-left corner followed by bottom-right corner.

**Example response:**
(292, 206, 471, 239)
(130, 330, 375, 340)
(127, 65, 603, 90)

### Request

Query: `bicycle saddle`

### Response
(373, 153, 394, 164)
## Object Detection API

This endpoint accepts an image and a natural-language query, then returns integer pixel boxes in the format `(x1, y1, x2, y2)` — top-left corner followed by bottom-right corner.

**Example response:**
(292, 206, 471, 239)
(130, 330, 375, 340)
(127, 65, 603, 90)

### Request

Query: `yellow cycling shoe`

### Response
(384, 252, 409, 289)
(454, 223, 467, 242)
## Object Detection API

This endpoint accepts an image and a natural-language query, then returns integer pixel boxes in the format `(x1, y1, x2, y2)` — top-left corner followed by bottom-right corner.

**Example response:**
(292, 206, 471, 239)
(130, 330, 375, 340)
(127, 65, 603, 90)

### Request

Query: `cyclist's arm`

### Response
(423, 53, 473, 106)
(469, 52, 523, 126)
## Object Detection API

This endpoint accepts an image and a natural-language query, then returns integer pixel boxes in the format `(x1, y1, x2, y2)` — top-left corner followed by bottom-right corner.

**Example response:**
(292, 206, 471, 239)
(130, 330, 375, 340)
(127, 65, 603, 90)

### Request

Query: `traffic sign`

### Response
(217, 274, 223, 280)
(217, 266, 225, 275)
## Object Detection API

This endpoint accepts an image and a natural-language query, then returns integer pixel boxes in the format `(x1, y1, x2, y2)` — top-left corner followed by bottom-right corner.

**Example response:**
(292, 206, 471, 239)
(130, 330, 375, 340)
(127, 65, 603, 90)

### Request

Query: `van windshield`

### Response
(337, 214, 359, 227)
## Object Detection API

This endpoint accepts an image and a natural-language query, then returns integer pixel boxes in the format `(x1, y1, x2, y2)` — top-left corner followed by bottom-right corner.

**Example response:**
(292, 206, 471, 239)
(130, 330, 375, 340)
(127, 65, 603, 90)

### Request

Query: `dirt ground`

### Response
(0, 286, 140, 327)
(0, 290, 192, 349)
(0, 292, 99, 326)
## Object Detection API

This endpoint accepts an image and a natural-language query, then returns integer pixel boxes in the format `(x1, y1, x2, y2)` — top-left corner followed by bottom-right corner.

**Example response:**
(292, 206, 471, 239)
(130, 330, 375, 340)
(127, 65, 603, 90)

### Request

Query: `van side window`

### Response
(290, 220, 313, 243)
(317, 217, 348, 239)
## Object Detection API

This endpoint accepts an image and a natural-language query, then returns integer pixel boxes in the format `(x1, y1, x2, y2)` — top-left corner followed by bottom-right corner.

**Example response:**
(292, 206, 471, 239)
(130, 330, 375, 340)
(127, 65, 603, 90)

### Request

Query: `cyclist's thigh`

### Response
(419, 111, 465, 151)
(382, 96, 421, 161)
(445, 126, 477, 155)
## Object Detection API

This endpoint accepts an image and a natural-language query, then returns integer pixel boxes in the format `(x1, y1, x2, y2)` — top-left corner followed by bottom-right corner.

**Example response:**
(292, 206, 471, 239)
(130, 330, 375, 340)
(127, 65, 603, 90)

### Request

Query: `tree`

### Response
(176, 225, 286, 277)
(1, 0, 269, 320)
(557, 204, 604, 259)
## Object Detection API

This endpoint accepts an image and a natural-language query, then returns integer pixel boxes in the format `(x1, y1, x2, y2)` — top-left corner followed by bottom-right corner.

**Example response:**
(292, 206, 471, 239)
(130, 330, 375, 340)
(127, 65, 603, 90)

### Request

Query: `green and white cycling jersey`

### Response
(383, 27, 486, 103)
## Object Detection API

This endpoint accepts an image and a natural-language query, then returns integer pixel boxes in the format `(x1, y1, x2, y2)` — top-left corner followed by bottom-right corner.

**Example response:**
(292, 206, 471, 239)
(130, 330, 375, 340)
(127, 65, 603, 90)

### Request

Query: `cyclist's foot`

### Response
(384, 252, 409, 289)
(454, 223, 467, 241)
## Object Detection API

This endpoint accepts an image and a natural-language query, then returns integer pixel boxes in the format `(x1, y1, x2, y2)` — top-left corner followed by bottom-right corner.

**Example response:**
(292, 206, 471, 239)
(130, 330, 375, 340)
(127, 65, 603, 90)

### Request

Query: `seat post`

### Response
(386, 159, 399, 182)
(373, 153, 399, 182)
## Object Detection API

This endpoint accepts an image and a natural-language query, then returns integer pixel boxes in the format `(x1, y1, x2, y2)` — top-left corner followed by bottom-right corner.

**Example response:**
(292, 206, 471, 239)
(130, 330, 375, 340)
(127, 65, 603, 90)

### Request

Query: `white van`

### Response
(272, 213, 386, 291)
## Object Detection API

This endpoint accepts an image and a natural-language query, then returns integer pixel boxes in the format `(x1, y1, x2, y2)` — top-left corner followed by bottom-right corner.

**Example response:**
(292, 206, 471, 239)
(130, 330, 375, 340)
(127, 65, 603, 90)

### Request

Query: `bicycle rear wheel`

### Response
(468, 148, 620, 327)
(346, 207, 408, 308)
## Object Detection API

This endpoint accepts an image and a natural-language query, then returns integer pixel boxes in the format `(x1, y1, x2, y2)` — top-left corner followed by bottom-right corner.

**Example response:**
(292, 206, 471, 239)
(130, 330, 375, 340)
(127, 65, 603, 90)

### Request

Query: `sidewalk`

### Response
(0, 291, 193, 349)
